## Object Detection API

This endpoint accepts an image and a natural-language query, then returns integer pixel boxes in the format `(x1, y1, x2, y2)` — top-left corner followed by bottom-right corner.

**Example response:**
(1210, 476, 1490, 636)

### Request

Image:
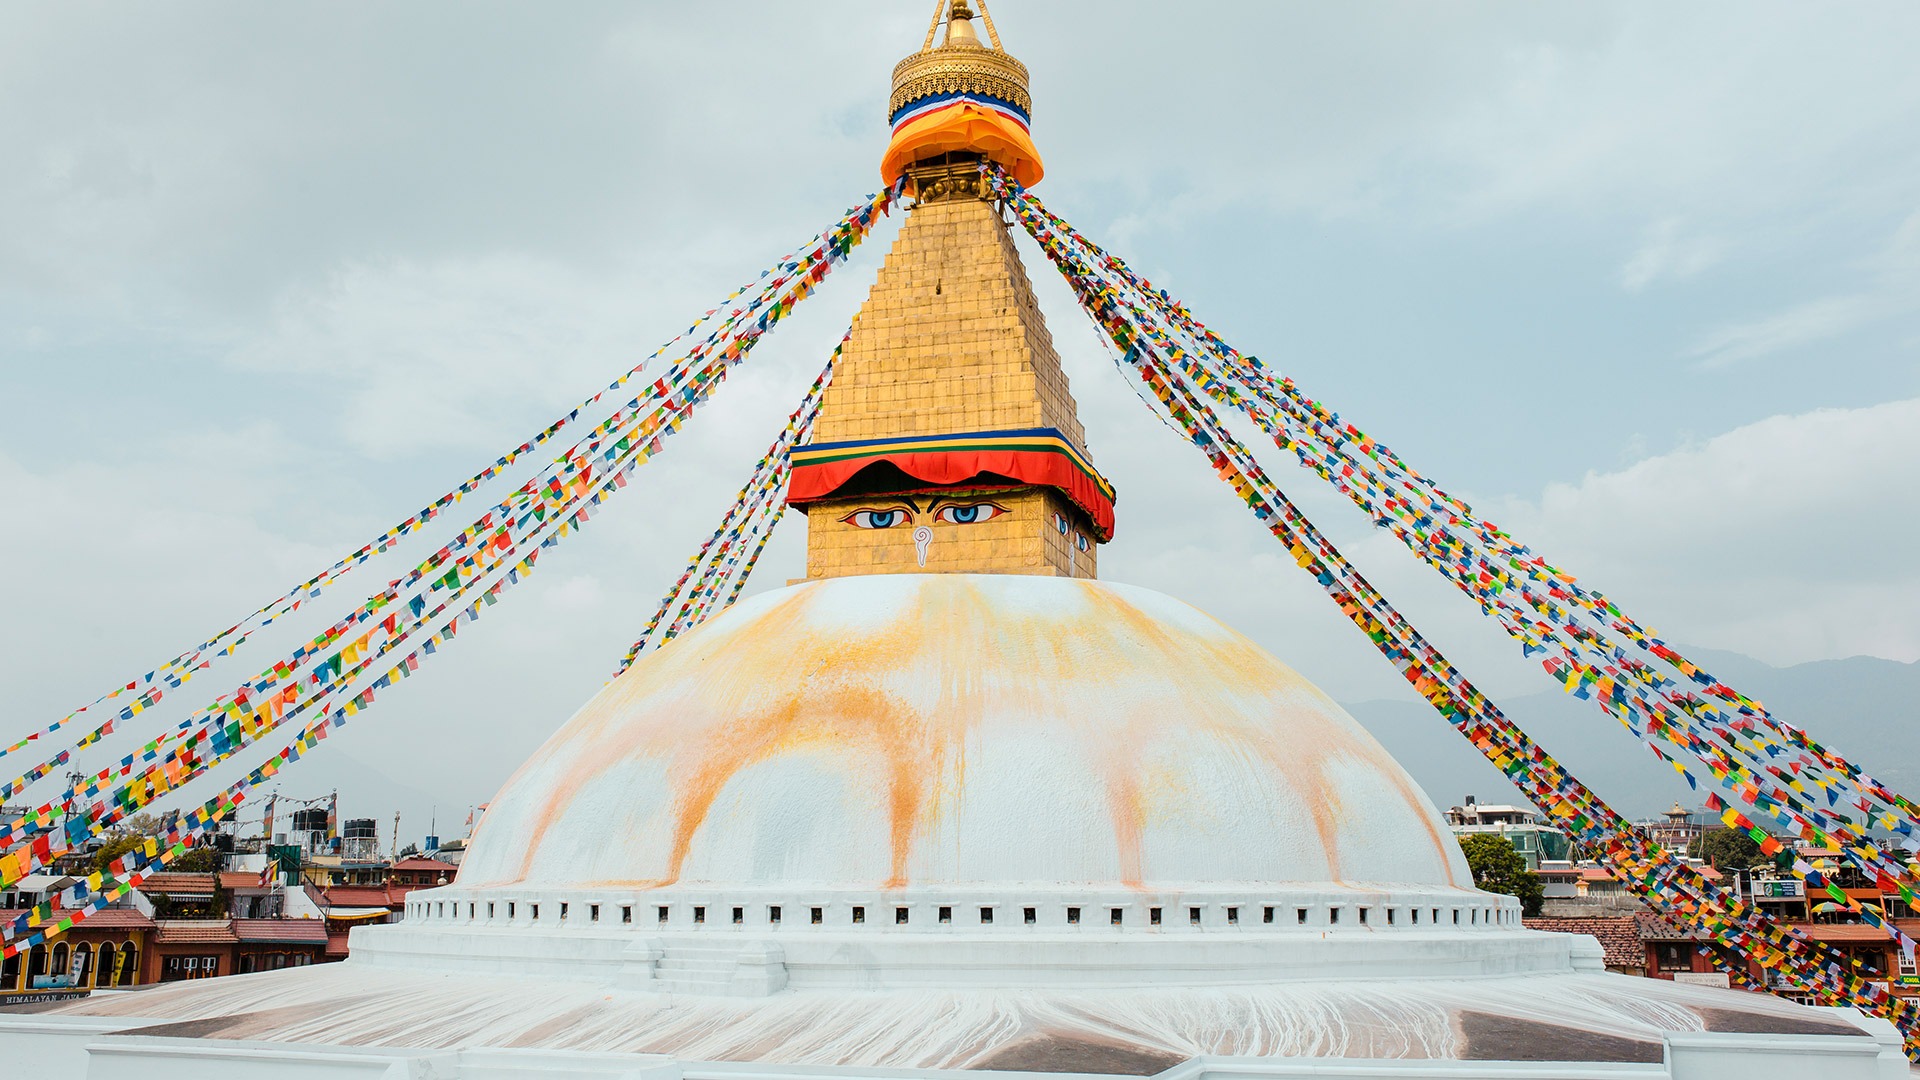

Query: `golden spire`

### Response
(883, 0, 1042, 190)
(943, 1, 984, 47)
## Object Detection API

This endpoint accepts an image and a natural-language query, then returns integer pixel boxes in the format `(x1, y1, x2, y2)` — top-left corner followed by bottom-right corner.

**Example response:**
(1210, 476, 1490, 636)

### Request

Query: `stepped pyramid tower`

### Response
(788, 0, 1112, 581)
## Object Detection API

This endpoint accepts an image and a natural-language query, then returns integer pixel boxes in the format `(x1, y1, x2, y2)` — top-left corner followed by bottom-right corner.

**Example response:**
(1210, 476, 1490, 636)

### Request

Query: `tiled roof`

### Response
(318, 885, 402, 908)
(231, 918, 329, 944)
(1794, 924, 1902, 944)
(390, 858, 457, 873)
(0, 906, 155, 931)
(72, 907, 156, 931)
(325, 930, 352, 958)
(153, 919, 239, 945)
(219, 871, 271, 891)
(1634, 912, 1715, 942)
(141, 872, 218, 898)
(1525, 917, 1643, 970)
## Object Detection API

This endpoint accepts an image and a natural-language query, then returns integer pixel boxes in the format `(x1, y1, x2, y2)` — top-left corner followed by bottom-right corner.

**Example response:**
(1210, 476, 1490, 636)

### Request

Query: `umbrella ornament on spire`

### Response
(882, 0, 1042, 192)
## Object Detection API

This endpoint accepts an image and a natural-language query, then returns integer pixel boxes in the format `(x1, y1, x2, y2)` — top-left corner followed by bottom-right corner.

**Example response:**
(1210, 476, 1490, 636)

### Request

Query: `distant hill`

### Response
(1341, 650, 1920, 821)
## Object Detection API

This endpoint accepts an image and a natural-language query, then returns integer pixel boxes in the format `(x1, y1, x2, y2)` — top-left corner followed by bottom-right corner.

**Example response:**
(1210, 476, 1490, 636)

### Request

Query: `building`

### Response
(1445, 796, 1573, 869)
(1638, 803, 1708, 853)
(0, 907, 151, 993)
(1, 4, 1907, 1076)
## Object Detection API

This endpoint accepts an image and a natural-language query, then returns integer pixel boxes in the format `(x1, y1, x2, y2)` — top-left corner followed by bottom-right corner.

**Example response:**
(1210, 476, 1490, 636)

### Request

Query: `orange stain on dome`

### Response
(480, 578, 1456, 891)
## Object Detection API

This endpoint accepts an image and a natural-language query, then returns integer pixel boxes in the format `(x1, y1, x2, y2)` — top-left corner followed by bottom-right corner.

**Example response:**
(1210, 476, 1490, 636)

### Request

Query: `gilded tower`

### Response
(788, 1, 1112, 580)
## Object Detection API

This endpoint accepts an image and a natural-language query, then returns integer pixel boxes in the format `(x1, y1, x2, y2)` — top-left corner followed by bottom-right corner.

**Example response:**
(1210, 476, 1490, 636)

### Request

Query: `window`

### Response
(1067, 907, 1081, 925)
(657, 906, 668, 924)
(558, 903, 567, 920)
(468, 903, 475, 919)
(694, 906, 706, 924)
(732, 907, 744, 925)
(853, 906, 866, 924)
(769, 906, 782, 925)
(590, 904, 600, 923)
(1110, 908, 1123, 926)
(621, 905, 632, 924)
(895, 907, 910, 925)
(487, 903, 496, 919)
(980, 907, 993, 924)
(1297, 908, 1308, 925)
(1358, 908, 1368, 925)
(1189, 907, 1201, 926)
(1263, 906, 1274, 924)
(811, 907, 823, 925)
(1655, 943, 1692, 972)
(508, 903, 517, 920)
(1150, 907, 1163, 926)
(1452, 909, 1460, 925)
(1023, 907, 1036, 925)
(1411, 909, 1419, 925)
(1330, 908, 1341, 925)
(1227, 907, 1239, 925)
(939, 906, 952, 924)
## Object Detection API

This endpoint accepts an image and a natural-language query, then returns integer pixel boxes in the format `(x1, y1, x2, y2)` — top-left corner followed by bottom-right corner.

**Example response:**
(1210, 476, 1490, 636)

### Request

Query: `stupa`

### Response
(2, 4, 1907, 1077)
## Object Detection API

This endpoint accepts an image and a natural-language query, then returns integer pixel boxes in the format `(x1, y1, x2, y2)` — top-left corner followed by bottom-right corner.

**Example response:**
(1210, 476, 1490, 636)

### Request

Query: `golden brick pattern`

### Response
(804, 195, 1102, 580)
(814, 197, 1086, 448)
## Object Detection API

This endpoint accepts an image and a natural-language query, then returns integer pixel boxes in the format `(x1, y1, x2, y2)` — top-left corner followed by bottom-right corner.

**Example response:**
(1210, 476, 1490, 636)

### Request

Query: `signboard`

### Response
(1759, 880, 1803, 899)
(0, 990, 90, 1005)
(1672, 972, 1732, 988)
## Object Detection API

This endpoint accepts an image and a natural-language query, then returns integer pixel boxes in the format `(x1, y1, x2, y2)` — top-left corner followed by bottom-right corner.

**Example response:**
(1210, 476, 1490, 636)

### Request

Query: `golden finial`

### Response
(886, 0, 1042, 189)
(945, 1, 981, 48)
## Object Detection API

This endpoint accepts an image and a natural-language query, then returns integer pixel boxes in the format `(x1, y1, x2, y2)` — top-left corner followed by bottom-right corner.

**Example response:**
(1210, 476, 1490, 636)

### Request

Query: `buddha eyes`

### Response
(934, 502, 1008, 525)
(843, 508, 909, 530)
(843, 502, 1008, 529)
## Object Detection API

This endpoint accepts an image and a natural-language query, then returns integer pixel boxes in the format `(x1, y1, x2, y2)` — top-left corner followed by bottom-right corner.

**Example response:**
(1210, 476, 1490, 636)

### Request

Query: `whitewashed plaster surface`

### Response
(11, 961, 1889, 1067)
(457, 575, 1470, 892)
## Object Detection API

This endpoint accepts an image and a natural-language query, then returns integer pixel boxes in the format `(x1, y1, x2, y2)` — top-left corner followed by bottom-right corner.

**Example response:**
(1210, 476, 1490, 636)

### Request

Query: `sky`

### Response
(2, 1, 1917, 843)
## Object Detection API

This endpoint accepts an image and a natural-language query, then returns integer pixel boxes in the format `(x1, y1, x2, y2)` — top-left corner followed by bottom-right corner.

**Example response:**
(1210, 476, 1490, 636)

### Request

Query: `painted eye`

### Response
(1054, 513, 1069, 535)
(1075, 533, 1091, 552)
(842, 509, 908, 529)
(935, 502, 1008, 525)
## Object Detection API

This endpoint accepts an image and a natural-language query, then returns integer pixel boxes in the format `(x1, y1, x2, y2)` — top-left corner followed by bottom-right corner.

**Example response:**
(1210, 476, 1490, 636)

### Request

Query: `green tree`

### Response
(170, 846, 224, 873)
(1690, 827, 1766, 871)
(1457, 833, 1545, 916)
(92, 812, 165, 873)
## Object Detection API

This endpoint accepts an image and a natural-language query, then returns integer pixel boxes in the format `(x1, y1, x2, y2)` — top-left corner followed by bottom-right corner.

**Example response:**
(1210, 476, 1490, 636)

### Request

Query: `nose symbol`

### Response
(912, 525, 933, 567)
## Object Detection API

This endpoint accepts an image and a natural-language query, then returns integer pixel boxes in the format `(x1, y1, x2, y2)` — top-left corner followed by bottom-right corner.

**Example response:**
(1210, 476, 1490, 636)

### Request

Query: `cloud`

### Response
(1620, 218, 1721, 291)
(1686, 206, 1920, 368)
(1688, 293, 1883, 368)
(1492, 397, 1920, 666)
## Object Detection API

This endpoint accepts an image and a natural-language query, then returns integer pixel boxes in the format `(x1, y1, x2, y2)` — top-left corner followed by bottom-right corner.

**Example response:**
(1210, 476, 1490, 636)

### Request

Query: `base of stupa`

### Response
(4, 951, 1905, 1080)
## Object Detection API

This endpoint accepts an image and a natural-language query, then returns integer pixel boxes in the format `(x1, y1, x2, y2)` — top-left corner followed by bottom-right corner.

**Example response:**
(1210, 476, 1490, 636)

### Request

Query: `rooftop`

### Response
(1525, 916, 1642, 970)
(141, 872, 218, 898)
(232, 918, 329, 945)
(153, 919, 240, 945)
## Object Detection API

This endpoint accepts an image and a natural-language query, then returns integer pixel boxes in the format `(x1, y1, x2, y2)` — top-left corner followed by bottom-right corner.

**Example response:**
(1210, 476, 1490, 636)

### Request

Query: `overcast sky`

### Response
(3, 2, 1917, 841)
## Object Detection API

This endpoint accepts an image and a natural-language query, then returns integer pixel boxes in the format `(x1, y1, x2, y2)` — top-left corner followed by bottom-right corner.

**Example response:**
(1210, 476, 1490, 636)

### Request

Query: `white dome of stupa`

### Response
(456, 574, 1472, 895)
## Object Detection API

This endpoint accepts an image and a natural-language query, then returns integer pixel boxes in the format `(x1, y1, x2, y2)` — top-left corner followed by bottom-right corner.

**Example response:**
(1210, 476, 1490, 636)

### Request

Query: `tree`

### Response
(398, 843, 420, 858)
(170, 846, 224, 873)
(92, 812, 166, 873)
(1690, 827, 1766, 871)
(1457, 833, 1545, 916)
